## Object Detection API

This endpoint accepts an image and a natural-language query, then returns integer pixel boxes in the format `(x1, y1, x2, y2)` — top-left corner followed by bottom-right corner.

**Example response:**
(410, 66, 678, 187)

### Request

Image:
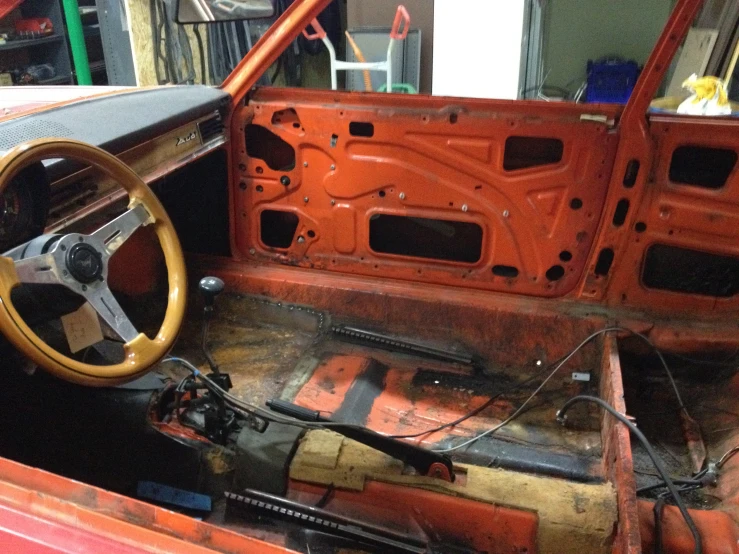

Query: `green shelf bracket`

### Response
(61, 0, 92, 85)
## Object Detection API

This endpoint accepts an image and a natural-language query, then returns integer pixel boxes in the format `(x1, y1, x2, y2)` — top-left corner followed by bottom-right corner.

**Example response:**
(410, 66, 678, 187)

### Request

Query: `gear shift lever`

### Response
(198, 277, 231, 390)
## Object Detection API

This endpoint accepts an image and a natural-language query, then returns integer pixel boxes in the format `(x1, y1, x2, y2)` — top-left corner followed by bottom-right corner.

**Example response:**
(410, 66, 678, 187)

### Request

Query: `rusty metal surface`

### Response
(600, 335, 641, 554)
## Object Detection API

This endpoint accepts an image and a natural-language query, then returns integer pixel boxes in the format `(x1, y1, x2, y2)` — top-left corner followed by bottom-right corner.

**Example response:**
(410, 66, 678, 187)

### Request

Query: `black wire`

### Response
(389, 362, 556, 439)
(392, 326, 687, 441)
(636, 478, 703, 495)
(557, 396, 702, 554)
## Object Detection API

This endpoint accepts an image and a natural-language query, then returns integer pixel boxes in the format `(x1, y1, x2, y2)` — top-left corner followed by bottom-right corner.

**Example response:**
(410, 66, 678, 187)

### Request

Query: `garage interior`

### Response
(1, 1, 739, 554)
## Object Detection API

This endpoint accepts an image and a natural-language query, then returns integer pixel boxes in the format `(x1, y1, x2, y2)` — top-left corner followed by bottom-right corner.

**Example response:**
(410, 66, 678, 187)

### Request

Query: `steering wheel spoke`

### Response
(91, 203, 153, 258)
(0, 138, 186, 385)
(13, 253, 63, 285)
(83, 284, 139, 343)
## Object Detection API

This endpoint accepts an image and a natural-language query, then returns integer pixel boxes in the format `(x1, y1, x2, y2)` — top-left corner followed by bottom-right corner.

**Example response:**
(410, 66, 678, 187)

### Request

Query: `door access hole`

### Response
(260, 210, 299, 248)
(504, 136, 564, 171)
(669, 145, 737, 189)
(623, 159, 640, 188)
(595, 248, 615, 276)
(492, 265, 519, 278)
(246, 124, 296, 171)
(369, 215, 483, 263)
(271, 108, 301, 127)
(612, 199, 630, 227)
(545, 265, 565, 281)
(643, 244, 739, 297)
(349, 122, 374, 137)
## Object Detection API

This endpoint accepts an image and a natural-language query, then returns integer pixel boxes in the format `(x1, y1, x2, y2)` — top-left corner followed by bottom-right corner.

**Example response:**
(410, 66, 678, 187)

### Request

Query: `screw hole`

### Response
(570, 198, 583, 210)
(307, 230, 316, 238)
(255, 185, 263, 192)
(256, 166, 263, 174)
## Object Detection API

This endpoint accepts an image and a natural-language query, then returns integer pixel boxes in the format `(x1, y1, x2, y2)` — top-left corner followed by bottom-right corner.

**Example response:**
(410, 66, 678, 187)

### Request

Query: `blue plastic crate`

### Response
(586, 59, 640, 104)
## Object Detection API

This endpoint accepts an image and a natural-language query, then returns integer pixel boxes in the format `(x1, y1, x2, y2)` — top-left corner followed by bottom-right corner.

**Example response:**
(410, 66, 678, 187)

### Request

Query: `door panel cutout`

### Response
(260, 209, 299, 248)
(595, 248, 615, 277)
(643, 244, 739, 298)
(612, 199, 630, 227)
(246, 125, 296, 171)
(503, 136, 564, 171)
(669, 145, 737, 189)
(623, 159, 640, 188)
(369, 215, 483, 263)
(492, 265, 519, 278)
(349, 122, 374, 137)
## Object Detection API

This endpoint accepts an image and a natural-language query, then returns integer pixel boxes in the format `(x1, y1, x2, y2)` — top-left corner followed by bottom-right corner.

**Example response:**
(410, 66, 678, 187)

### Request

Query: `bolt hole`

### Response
(635, 222, 647, 233)
(559, 250, 573, 262)
(256, 185, 264, 192)
(449, 113, 458, 124)
(307, 230, 316, 238)
(379, 190, 386, 198)
(256, 166, 264, 174)
(570, 198, 583, 210)
(292, 122, 300, 128)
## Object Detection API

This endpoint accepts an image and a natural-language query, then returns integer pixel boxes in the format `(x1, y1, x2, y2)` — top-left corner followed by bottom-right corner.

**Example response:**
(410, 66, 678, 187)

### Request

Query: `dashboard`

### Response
(0, 86, 230, 253)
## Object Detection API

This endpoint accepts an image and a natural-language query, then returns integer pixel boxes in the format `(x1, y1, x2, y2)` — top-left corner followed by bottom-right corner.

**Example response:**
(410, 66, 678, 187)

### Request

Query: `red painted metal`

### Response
(0, 502, 146, 554)
(221, 0, 331, 105)
(599, 335, 641, 554)
(234, 88, 621, 298)
(0, 456, 296, 553)
(289, 480, 539, 554)
(638, 500, 739, 554)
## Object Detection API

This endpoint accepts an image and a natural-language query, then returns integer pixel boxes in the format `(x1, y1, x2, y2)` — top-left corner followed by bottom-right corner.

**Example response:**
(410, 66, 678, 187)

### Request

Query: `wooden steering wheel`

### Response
(0, 139, 187, 386)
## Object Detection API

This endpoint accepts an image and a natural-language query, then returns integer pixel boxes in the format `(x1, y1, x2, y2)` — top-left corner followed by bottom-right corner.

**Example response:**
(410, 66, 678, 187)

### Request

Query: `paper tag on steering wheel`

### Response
(61, 302, 104, 354)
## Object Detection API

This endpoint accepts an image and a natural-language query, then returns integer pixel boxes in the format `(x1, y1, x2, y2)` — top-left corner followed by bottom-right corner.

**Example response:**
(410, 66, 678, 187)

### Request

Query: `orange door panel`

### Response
(233, 88, 621, 297)
(607, 115, 739, 315)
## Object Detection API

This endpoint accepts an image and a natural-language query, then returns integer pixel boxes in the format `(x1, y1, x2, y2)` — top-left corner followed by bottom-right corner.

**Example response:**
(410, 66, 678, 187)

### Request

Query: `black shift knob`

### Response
(199, 276, 225, 309)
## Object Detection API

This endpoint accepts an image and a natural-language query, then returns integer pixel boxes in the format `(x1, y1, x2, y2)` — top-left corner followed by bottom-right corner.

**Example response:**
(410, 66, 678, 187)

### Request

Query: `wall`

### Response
(542, 0, 674, 92)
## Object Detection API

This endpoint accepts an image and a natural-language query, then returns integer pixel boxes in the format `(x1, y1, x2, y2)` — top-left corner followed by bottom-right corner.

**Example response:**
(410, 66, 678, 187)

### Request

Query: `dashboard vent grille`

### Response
(198, 114, 224, 143)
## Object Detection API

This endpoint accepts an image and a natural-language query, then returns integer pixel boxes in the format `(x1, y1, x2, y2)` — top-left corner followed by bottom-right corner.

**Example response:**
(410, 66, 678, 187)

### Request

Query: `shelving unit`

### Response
(76, 0, 107, 84)
(0, 0, 73, 85)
